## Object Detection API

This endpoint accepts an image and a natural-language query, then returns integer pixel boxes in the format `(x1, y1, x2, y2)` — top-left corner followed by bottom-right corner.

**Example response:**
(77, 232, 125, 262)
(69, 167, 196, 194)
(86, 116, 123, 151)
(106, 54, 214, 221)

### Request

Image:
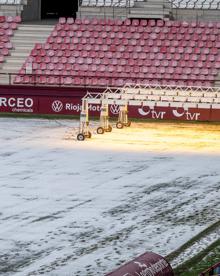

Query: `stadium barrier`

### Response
(105, 251, 174, 276)
(1, 82, 220, 121)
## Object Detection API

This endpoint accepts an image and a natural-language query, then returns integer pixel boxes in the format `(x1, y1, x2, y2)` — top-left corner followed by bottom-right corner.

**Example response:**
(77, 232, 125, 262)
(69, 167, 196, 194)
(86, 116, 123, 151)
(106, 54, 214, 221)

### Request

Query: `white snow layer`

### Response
(0, 118, 220, 276)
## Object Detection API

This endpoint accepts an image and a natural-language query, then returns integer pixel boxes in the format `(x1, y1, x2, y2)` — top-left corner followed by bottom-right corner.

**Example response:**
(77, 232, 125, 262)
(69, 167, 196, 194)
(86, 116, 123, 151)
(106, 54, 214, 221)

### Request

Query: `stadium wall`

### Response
(173, 8, 220, 21)
(22, 0, 41, 21)
(1, 86, 220, 121)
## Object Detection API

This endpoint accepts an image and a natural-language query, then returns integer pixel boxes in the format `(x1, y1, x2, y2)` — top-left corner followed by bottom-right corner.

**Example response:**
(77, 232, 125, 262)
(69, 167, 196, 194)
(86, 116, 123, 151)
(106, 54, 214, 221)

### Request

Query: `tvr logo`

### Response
(138, 106, 166, 119)
(173, 109, 200, 121)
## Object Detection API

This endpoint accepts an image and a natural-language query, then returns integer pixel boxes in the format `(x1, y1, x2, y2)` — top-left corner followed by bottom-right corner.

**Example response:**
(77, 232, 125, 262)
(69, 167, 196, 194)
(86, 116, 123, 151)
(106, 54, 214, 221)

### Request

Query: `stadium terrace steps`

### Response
(0, 24, 53, 84)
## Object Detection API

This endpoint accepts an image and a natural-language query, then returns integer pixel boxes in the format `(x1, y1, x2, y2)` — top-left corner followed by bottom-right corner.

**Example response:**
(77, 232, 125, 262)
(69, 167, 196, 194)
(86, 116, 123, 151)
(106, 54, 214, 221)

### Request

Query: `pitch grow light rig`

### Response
(76, 84, 220, 141)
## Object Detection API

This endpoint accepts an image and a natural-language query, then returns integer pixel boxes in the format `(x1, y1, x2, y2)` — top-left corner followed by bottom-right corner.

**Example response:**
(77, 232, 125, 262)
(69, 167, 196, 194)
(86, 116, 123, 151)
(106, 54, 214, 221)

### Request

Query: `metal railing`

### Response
(0, 72, 215, 88)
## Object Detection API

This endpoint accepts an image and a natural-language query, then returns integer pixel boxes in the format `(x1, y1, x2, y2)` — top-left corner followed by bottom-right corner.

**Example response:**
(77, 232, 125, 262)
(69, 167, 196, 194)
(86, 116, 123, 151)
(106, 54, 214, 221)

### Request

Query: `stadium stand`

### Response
(171, 0, 220, 9)
(0, 21, 53, 84)
(14, 18, 220, 87)
(0, 0, 26, 16)
(171, 0, 220, 22)
(0, 15, 21, 82)
(78, 0, 172, 20)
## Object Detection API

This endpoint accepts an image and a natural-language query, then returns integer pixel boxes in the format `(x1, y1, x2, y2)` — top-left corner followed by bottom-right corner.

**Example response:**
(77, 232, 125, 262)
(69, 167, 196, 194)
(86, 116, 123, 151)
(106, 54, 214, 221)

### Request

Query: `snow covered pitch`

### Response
(0, 118, 220, 276)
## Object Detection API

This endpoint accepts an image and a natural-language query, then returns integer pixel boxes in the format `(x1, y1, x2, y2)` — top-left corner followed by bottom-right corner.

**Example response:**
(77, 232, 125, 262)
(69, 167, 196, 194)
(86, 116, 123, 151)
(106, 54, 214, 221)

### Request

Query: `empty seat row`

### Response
(27, 52, 220, 67)
(55, 23, 220, 34)
(46, 38, 220, 49)
(171, 0, 220, 9)
(0, 0, 22, 4)
(21, 60, 220, 72)
(58, 17, 220, 28)
(0, 15, 21, 23)
(51, 30, 220, 42)
(31, 47, 219, 58)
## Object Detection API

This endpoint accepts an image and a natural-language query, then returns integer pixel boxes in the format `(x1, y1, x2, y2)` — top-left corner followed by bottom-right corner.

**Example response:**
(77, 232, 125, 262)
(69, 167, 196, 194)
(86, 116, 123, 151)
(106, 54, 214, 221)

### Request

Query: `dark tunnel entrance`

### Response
(41, 0, 78, 19)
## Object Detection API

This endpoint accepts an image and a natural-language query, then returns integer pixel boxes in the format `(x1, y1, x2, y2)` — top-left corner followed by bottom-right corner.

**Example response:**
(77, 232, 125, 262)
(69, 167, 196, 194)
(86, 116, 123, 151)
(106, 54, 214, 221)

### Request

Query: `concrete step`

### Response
(4, 56, 27, 61)
(12, 32, 50, 38)
(11, 38, 48, 44)
(1, 62, 23, 68)
(10, 51, 30, 57)
(11, 45, 37, 51)
(0, 73, 12, 83)
(0, 5, 23, 11)
(0, 67, 21, 74)
(2, 66, 24, 73)
(18, 25, 54, 32)
(128, 13, 170, 18)
(11, 38, 44, 43)
(129, 8, 170, 15)
(0, 24, 52, 83)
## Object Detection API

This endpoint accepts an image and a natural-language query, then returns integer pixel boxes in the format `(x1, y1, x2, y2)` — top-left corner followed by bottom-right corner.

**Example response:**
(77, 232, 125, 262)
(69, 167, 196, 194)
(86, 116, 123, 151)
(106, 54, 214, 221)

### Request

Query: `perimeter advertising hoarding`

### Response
(0, 95, 38, 113)
(105, 252, 174, 276)
(0, 93, 219, 121)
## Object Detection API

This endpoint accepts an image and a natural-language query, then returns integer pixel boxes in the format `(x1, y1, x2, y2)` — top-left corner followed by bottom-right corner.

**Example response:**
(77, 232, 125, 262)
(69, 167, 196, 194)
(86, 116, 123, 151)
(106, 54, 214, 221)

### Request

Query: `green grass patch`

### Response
(166, 221, 220, 275)
(174, 239, 220, 276)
